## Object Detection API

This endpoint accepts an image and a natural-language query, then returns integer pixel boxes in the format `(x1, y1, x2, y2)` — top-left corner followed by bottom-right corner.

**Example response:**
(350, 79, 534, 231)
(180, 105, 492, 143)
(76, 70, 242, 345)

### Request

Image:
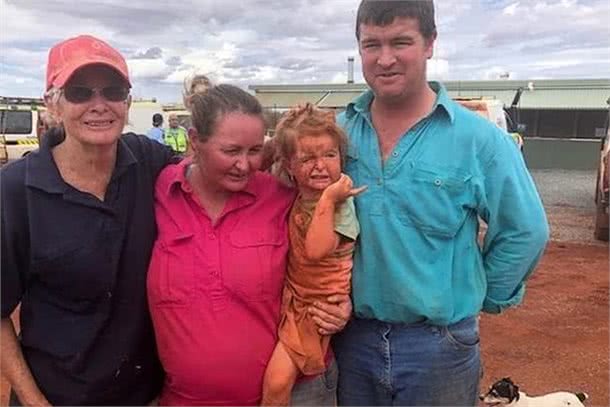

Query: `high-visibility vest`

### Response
(164, 126, 188, 153)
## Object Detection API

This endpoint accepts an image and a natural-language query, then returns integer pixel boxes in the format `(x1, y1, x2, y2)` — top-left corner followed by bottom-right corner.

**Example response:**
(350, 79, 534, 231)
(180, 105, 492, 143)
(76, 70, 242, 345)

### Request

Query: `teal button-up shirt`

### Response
(338, 82, 549, 325)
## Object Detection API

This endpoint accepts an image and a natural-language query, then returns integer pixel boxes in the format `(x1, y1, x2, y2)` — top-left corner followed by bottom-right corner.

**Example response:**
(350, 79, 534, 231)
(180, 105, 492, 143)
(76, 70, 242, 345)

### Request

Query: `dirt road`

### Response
(480, 242, 608, 407)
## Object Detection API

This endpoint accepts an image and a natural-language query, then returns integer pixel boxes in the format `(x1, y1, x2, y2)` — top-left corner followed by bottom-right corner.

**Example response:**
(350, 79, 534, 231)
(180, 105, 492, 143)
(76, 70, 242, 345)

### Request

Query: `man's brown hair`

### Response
(356, 0, 436, 40)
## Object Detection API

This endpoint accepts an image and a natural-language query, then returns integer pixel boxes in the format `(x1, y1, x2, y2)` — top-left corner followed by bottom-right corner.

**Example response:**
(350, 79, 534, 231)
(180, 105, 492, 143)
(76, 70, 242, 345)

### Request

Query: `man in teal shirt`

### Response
(332, 1, 549, 406)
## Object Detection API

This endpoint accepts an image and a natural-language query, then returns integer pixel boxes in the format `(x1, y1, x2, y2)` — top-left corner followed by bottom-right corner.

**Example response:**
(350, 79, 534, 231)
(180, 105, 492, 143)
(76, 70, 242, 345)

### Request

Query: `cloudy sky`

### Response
(1, 0, 608, 103)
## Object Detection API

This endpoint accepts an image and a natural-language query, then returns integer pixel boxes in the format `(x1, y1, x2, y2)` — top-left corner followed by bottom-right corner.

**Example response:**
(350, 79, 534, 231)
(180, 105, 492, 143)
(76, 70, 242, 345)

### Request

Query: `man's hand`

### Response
(308, 294, 353, 335)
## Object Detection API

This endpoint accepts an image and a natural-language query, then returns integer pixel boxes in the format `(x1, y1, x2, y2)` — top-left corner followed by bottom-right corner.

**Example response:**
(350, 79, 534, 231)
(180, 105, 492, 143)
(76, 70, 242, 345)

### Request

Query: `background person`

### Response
(332, 1, 549, 406)
(164, 113, 188, 154)
(147, 113, 165, 144)
(261, 104, 365, 406)
(1, 34, 174, 406)
(147, 77, 351, 406)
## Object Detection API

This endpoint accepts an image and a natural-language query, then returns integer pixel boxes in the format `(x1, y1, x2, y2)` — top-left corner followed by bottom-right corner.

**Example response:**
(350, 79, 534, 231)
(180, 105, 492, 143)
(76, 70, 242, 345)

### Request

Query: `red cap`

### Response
(46, 35, 131, 90)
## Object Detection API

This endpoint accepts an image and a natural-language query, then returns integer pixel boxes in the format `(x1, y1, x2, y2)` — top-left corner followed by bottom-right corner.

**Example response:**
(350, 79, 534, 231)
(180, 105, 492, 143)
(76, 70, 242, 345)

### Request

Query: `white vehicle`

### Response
(456, 98, 508, 131)
(0, 97, 43, 163)
(1, 97, 184, 164)
(124, 99, 165, 135)
(455, 96, 525, 150)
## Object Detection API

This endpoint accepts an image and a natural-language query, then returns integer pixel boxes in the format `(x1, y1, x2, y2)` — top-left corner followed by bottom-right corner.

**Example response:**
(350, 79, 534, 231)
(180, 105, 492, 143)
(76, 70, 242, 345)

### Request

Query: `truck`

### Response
(0, 97, 171, 164)
(0, 96, 44, 163)
(455, 94, 525, 150)
(593, 102, 610, 241)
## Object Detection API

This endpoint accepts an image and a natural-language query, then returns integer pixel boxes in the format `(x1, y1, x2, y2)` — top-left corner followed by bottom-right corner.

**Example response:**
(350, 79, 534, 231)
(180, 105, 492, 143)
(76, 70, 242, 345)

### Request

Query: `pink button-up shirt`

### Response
(147, 159, 295, 406)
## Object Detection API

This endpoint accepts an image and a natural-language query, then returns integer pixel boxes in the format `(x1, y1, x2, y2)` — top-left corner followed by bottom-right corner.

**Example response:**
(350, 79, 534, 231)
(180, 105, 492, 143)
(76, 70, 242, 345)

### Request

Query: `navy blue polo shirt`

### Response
(1, 129, 174, 405)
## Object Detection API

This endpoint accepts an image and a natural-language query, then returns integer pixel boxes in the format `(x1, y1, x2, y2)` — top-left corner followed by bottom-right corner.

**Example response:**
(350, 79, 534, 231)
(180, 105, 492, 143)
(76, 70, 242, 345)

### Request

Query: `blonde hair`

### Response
(183, 74, 212, 111)
(273, 103, 348, 181)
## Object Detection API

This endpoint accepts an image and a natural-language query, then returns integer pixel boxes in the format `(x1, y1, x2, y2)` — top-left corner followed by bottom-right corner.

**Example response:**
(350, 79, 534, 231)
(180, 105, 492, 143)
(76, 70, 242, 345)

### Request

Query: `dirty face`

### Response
(288, 132, 342, 200)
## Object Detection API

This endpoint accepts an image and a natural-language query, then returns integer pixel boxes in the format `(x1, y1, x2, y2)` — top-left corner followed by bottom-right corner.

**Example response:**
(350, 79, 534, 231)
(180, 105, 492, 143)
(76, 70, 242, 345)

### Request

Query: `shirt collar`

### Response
(345, 81, 455, 124)
(25, 128, 139, 193)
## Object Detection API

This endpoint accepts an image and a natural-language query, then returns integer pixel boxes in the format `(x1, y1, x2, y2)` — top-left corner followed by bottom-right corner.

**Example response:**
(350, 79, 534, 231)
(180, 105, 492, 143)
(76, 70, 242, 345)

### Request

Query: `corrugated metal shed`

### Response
(519, 89, 609, 109)
(250, 79, 610, 110)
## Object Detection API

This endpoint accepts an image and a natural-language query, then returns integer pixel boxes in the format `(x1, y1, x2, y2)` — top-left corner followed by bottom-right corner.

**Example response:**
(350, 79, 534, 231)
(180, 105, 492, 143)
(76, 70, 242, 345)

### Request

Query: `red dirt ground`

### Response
(2, 241, 608, 406)
(479, 241, 609, 407)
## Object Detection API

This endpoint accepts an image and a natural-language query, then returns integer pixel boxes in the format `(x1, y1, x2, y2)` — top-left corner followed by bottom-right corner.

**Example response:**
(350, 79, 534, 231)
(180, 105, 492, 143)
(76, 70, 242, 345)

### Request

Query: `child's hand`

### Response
(323, 174, 367, 203)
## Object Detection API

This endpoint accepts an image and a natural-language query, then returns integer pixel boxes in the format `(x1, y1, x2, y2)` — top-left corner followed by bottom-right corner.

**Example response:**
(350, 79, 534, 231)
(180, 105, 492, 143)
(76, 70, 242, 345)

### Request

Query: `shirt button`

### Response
(392, 151, 398, 157)
(377, 178, 383, 185)
(107, 291, 113, 299)
(208, 233, 216, 239)
(434, 179, 442, 186)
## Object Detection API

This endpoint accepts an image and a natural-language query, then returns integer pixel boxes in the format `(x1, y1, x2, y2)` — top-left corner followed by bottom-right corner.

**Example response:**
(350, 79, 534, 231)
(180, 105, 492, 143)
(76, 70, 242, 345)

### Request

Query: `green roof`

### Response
(251, 79, 610, 110)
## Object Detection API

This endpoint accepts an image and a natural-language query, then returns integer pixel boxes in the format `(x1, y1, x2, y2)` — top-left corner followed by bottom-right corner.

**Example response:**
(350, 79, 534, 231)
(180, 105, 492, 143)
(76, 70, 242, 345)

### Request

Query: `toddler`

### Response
(261, 103, 366, 406)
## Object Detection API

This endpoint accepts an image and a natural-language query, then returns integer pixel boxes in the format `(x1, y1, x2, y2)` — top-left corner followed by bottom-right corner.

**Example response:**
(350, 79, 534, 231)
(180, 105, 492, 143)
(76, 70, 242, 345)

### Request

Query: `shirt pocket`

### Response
(30, 239, 113, 309)
(398, 162, 472, 238)
(147, 232, 196, 307)
(227, 229, 287, 301)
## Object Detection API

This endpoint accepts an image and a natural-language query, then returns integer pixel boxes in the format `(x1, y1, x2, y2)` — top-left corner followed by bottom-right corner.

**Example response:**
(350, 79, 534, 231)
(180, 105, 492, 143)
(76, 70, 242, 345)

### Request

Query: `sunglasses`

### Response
(63, 86, 130, 104)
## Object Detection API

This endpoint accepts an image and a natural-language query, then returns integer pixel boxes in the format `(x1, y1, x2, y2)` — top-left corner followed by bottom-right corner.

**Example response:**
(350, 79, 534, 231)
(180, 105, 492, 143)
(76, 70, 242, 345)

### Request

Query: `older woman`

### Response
(147, 76, 350, 406)
(0, 35, 174, 405)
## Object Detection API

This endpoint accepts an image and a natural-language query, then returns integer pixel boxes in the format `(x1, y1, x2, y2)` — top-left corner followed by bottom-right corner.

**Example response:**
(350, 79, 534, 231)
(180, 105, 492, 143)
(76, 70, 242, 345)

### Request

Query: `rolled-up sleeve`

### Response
(478, 134, 549, 314)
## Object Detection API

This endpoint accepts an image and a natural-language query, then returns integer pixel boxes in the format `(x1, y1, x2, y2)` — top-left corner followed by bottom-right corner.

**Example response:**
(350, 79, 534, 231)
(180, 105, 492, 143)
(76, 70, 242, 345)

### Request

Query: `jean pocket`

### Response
(442, 317, 480, 349)
(321, 360, 339, 391)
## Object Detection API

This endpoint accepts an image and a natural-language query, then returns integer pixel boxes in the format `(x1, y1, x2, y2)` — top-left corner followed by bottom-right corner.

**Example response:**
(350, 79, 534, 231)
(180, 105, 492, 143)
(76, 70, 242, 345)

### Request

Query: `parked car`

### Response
(0, 96, 44, 163)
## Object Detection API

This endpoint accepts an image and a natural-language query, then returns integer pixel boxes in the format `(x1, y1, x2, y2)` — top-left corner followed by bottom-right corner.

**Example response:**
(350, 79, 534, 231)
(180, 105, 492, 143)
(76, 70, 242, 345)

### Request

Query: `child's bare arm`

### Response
(304, 174, 366, 261)
(304, 195, 341, 261)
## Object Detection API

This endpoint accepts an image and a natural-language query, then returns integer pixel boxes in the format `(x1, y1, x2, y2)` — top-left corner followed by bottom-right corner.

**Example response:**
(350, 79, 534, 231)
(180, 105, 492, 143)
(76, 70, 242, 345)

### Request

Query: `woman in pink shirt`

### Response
(147, 76, 351, 406)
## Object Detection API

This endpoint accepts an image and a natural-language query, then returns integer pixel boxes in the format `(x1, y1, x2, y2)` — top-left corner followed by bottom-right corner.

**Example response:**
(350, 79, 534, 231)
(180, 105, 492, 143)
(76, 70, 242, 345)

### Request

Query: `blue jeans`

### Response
(333, 316, 480, 406)
(290, 359, 338, 406)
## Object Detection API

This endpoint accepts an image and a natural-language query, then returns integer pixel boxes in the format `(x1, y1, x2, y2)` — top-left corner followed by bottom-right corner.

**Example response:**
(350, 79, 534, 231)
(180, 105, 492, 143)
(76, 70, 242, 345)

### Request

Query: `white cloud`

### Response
(428, 59, 450, 80)
(0, 0, 608, 102)
(127, 59, 172, 80)
(503, 2, 520, 16)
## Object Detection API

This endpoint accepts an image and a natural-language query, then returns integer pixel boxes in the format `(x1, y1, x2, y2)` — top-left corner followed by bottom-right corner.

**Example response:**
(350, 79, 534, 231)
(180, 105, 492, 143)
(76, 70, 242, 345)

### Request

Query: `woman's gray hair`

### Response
(43, 87, 62, 123)
(44, 87, 62, 106)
